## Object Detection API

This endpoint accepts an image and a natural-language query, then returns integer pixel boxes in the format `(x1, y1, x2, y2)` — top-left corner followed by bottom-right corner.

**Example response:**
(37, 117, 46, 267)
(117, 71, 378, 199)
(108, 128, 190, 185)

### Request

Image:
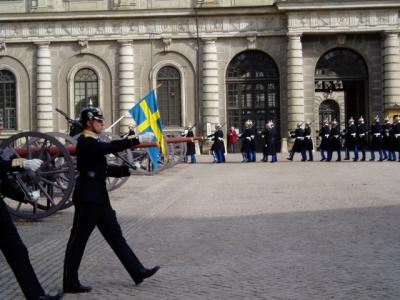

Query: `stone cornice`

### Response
(288, 9, 399, 33)
(278, 1, 400, 11)
(0, 6, 278, 22)
(0, 15, 287, 43)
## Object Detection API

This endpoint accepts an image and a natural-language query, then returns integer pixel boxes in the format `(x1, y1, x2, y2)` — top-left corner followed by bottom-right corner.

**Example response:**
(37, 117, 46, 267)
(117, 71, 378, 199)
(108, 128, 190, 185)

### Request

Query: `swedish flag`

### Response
(129, 90, 168, 169)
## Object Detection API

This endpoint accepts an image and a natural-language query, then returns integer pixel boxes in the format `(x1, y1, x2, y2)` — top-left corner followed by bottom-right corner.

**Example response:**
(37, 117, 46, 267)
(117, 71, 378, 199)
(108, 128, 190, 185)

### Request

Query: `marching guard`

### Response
(261, 121, 277, 163)
(327, 120, 341, 161)
(304, 121, 313, 161)
(250, 120, 257, 162)
(318, 120, 330, 161)
(63, 106, 159, 294)
(391, 116, 400, 161)
(209, 124, 225, 163)
(343, 117, 358, 161)
(239, 120, 253, 162)
(382, 116, 395, 161)
(369, 116, 384, 161)
(287, 122, 306, 161)
(184, 125, 196, 164)
(356, 116, 368, 161)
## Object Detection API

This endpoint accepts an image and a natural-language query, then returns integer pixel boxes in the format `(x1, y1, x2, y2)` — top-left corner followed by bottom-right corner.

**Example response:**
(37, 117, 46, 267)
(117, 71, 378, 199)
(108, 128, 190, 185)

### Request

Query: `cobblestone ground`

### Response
(1, 153, 400, 300)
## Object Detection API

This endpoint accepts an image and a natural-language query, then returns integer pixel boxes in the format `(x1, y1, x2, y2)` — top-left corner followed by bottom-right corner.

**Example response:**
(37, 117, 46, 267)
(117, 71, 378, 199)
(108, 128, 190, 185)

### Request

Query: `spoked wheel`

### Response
(46, 132, 78, 209)
(0, 131, 75, 220)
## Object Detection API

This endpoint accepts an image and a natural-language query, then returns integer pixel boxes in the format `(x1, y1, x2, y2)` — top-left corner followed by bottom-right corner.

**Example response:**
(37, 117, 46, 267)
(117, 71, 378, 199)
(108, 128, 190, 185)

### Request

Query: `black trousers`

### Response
(0, 198, 45, 300)
(63, 202, 144, 286)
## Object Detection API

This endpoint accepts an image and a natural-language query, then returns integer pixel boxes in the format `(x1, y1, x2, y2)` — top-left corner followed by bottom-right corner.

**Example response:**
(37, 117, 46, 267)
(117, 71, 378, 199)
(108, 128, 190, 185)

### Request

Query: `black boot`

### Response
(134, 266, 160, 286)
(63, 283, 92, 294)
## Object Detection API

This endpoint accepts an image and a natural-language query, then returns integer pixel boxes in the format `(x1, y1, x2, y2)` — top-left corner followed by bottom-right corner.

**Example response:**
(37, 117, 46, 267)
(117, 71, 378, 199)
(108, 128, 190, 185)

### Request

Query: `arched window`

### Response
(156, 66, 181, 126)
(315, 48, 368, 121)
(319, 99, 340, 129)
(226, 50, 280, 151)
(0, 70, 17, 130)
(74, 68, 98, 116)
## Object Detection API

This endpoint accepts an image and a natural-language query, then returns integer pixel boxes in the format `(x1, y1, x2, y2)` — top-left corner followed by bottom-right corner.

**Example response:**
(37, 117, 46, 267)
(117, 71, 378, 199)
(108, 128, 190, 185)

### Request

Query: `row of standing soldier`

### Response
(288, 116, 400, 162)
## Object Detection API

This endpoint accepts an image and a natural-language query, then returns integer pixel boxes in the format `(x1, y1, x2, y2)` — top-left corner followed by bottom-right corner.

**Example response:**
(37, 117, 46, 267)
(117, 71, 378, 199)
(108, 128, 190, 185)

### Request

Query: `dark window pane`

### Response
(0, 70, 16, 129)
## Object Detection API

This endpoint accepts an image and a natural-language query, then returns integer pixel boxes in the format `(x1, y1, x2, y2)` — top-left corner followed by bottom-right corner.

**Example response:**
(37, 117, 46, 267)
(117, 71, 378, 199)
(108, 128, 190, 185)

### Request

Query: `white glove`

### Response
(218, 137, 224, 141)
(138, 132, 155, 143)
(265, 144, 268, 148)
(23, 159, 43, 172)
(246, 137, 251, 141)
(29, 190, 40, 201)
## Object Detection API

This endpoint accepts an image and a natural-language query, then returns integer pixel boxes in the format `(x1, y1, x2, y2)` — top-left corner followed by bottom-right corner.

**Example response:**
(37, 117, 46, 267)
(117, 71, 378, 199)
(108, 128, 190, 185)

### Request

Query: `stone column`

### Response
(287, 33, 304, 132)
(383, 32, 400, 111)
(36, 42, 53, 132)
(202, 38, 219, 133)
(118, 40, 135, 134)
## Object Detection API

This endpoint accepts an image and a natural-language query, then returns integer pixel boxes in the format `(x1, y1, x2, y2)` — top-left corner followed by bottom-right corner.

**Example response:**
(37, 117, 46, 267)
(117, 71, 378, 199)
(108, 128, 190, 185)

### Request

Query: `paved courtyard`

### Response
(1, 153, 400, 300)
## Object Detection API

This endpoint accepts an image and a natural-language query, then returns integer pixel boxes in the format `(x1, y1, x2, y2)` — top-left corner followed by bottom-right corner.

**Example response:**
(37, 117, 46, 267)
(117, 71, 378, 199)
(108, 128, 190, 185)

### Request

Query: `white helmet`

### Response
(215, 123, 221, 130)
(323, 119, 329, 126)
(384, 115, 390, 122)
(358, 116, 364, 124)
(331, 119, 338, 126)
(348, 117, 354, 125)
(374, 115, 380, 123)
(305, 121, 311, 127)
(297, 121, 303, 128)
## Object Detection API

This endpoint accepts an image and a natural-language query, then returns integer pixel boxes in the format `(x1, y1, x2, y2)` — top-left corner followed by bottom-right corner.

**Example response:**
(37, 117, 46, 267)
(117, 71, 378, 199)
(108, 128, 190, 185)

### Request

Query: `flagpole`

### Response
(105, 112, 130, 132)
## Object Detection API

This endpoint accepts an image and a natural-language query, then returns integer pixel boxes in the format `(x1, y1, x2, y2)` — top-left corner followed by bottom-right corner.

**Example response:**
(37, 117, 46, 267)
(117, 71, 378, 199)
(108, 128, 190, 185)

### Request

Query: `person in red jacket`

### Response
(227, 126, 238, 153)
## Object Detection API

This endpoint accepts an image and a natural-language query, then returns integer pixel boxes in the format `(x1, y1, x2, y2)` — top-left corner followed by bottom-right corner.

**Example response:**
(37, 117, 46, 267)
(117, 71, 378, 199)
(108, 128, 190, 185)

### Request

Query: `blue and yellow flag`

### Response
(129, 90, 168, 170)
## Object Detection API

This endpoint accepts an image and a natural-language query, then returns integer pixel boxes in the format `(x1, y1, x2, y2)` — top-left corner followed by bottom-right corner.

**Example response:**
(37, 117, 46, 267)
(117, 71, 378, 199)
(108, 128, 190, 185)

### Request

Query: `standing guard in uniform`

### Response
(382, 116, 394, 161)
(304, 121, 313, 161)
(391, 116, 400, 161)
(261, 121, 277, 162)
(0, 123, 62, 300)
(184, 124, 196, 164)
(209, 124, 225, 163)
(343, 117, 359, 161)
(318, 120, 330, 161)
(239, 120, 253, 162)
(63, 106, 160, 294)
(249, 120, 257, 162)
(369, 115, 384, 161)
(327, 120, 341, 162)
(287, 122, 306, 161)
(356, 116, 368, 161)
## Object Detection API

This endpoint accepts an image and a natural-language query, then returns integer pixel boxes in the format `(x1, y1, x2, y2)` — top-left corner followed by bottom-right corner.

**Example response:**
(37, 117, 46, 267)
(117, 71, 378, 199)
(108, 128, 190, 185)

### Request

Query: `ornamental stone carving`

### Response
(78, 39, 89, 53)
(0, 41, 6, 56)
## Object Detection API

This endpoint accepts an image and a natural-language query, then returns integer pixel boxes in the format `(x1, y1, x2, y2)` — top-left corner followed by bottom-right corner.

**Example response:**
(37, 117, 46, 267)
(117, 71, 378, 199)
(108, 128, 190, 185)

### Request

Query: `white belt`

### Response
(395, 134, 400, 138)
(350, 133, 356, 137)
(305, 136, 311, 139)
(386, 133, 390, 136)
(296, 137, 304, 140)
(324, 134, 329, 138)
(333, 135, 339, 139)
(373, 133, 381, 137)
(359, 133, 365, 137)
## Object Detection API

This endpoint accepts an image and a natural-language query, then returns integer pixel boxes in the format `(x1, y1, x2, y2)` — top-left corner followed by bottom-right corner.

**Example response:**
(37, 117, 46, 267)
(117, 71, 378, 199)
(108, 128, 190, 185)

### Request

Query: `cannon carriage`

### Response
(0, 110, 192, 220)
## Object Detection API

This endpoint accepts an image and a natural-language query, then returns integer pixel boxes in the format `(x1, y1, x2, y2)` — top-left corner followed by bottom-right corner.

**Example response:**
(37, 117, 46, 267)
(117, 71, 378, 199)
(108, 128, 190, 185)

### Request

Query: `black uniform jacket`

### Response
(0, 158, 25, 202)
(344, 124, 357, 149)
(185, 130, 196, 156)
(73, 130, 139, 205)
(319, 125, 331, 149)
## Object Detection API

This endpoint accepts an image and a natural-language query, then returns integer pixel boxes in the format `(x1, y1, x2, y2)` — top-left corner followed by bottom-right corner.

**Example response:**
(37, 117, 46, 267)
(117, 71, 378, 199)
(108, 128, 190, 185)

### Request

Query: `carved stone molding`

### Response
(0, 41, 6, 56)
(288, 9, 399, 33)
(78, 39, 89, 53)
(162, 37, 172, 52)
(246, 34, 257, 49)
(0, 15, 286, 43)
(336, 34, 346, 45)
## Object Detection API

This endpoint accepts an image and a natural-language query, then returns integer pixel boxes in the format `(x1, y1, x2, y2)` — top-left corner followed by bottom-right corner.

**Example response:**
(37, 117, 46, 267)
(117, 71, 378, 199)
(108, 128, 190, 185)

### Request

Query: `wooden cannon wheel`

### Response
(0, 131, 75, 220)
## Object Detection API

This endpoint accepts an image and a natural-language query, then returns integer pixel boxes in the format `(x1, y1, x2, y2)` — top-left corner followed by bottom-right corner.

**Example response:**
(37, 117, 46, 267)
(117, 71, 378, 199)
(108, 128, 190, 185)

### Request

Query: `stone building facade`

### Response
(0, 0, 399, 151)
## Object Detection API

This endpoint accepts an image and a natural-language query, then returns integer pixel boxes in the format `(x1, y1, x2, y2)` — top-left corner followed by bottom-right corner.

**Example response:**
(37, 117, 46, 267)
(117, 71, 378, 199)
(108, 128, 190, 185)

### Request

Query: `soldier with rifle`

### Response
(327, 120, 341, 162)
(382, 116, 394, 161)
(304, 121, 313, 161)
(0, 120, 63, 300)
(184, 123, 196, 164)
(318, 119, 330, 161)
(63, 106, 159, 294)
(343, 117, 358, 161)
(369, 115, 384, 161)
(207, 123, 225, 163)
(357, 116, 368, 161)
(287, 122, 306, 161)
(239, 120, 253, 162)
(261, 121, 278, 163)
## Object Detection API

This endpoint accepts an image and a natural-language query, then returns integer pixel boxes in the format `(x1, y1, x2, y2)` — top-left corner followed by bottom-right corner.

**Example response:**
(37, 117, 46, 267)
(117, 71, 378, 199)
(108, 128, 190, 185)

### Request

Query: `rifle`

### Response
(206, 122, 226, 138)
(56, 108, 83, 136)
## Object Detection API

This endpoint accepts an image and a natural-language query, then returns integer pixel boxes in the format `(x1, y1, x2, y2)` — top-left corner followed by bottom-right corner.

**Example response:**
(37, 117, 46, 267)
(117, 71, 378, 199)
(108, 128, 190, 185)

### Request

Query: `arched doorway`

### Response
(226, 50, 280, 151)
(319, 99, 340, 129)
(157, 66, 182, 127)
(315, 48, 368, 125)
(0, 70, 17, 130)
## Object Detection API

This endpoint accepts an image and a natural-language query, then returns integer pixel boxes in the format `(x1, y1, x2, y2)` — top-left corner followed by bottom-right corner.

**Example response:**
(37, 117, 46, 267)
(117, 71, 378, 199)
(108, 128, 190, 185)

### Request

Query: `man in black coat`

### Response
(287, 122, 306, 161)
(261, 121, 278, 163)
(63, 106, 159, 294)
(0, 123, 62, 300)
(327, 120, 341, 162)
(239, 120, 253, 162)
(318, 120, 330, 161)
(184, 125, 196, 164)
(357, 116, 368, 161)
(382, 116, 394, 161)
(391, 116, 400, 161)
(369, 116, 384, 161)
(343, 117, 358, 161)
(304, 121, 313, 161)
